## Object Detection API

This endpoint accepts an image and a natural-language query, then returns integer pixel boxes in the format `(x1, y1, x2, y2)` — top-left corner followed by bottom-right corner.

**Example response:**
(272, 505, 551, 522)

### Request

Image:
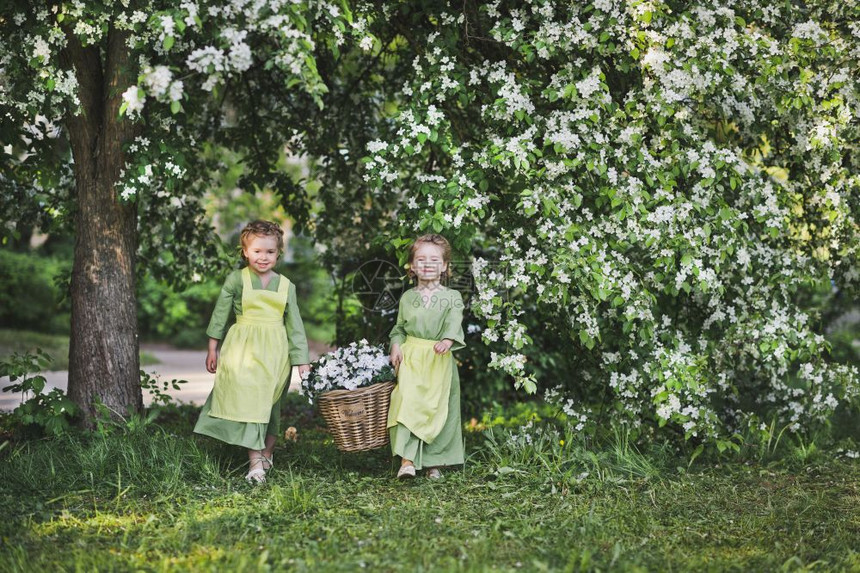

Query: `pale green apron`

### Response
(209, 268, 292, 423)
(387, 335, 453, 444)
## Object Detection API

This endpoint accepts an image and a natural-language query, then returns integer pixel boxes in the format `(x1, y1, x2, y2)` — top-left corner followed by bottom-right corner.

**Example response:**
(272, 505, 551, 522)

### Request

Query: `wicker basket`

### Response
(318, 380, 396, 452)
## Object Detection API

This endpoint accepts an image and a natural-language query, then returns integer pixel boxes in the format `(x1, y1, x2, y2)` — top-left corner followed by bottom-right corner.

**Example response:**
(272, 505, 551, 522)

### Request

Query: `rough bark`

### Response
(61, 26, 142, 425)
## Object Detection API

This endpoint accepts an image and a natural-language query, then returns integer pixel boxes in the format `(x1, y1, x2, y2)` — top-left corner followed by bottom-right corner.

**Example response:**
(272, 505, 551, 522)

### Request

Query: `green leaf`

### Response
(163, 35, 175, 51)
(579, 329, 595, 350)
(170, 100, 181, 114)
(688, 444, 705, 466)
(31, 376, 46, 394)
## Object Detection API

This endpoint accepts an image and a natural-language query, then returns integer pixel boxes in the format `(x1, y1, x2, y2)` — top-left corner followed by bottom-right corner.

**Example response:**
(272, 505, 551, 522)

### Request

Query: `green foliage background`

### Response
(0, 249, 70, 335)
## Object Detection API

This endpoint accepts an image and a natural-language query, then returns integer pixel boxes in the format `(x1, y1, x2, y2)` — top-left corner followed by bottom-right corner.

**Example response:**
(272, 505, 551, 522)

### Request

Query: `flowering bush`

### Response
(300, 339, 395, 404)
(309, 0, 860, 447)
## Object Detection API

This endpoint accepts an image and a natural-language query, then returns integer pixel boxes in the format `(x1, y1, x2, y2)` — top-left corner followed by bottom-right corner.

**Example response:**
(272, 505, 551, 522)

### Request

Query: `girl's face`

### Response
(412, 243, 447, 283)
(243, 235, 279, 275)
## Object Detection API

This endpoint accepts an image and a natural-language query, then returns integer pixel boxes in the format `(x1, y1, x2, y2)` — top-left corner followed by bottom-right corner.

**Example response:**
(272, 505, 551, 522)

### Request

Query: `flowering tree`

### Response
(318, 0, 860, 445)
(2, 0, 858, 444)
(0, 0, 365, 422)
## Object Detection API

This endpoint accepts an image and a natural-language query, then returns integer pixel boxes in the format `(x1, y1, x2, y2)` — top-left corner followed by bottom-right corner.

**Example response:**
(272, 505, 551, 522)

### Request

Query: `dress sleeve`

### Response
(206, 271, 241, 340)
(389, 295, 407, 351)
(285, 282, 310, 365)
(440, 290, 466, 352)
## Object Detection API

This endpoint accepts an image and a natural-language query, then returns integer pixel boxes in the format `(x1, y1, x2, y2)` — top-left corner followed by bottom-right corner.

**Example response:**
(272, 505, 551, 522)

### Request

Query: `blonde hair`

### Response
(407, 234, 452, 281)
(239, 220, 284, 260)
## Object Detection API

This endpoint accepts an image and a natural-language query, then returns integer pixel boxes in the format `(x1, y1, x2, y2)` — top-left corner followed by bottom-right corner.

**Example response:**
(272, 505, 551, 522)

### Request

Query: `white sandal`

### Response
(397, 464, 416, 479)
(426, 468, 442, 480)
(245, 456, 268, 484)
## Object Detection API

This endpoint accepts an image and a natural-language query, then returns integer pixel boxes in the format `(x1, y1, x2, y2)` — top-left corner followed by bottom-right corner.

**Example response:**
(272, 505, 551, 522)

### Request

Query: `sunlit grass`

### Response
(1, 399, 859, 572)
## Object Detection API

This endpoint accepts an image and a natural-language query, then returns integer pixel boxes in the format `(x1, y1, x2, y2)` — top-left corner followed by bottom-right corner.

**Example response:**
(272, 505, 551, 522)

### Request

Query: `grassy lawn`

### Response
(1, 395, 859, 572)
(0, 329, 158, 371)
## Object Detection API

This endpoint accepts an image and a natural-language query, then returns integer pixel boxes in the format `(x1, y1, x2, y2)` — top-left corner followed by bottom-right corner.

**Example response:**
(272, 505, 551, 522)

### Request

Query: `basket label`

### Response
(338, 404, 366, 420)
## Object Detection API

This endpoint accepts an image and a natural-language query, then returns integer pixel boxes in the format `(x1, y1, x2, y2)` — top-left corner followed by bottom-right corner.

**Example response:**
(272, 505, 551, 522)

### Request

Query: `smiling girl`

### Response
(387, 234, 466, 479)
(194, 220, 311, 484)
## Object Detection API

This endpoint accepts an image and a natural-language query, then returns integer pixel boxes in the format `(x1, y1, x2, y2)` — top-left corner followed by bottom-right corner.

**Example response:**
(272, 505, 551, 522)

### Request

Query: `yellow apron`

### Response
(209, 268, 292, 423)
(387, 336, 453, 444)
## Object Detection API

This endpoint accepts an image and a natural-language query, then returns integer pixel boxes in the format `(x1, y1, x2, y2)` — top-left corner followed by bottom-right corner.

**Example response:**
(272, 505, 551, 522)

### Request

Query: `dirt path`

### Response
(0, 341, 331, 413)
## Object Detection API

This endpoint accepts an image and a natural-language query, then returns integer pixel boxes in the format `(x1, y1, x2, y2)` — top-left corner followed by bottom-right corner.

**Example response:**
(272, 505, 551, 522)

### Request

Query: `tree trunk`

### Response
(62, 26, 142, 425)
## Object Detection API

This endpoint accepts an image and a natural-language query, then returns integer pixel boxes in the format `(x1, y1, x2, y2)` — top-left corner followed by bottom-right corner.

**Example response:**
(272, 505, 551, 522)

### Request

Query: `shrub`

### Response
(0, 249, 70, 334)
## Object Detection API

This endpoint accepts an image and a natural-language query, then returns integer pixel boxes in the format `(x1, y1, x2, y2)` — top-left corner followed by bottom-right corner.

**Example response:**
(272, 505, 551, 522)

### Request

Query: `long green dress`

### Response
(193, 268, 309, 450)
(387, 286, 466, 470)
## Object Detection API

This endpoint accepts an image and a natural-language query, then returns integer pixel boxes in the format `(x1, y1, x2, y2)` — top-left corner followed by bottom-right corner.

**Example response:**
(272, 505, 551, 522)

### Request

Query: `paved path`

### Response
(0, 342, 330, 413)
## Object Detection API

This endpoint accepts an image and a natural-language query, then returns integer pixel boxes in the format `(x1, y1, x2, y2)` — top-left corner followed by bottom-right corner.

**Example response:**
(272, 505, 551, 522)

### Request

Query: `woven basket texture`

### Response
(318, 381, 395, 452)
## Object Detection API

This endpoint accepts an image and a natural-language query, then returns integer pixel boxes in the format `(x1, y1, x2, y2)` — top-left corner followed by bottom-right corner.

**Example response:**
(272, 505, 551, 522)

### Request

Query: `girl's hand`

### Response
(297, 364, 311, 378)
(390, 344, 403, 375)
(206, 349, 218, 373)
(434, 339, 454, 354)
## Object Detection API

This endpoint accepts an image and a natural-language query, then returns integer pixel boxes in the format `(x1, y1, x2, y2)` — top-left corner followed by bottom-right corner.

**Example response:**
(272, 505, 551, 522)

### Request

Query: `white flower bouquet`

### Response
(300, 339, 395, 404)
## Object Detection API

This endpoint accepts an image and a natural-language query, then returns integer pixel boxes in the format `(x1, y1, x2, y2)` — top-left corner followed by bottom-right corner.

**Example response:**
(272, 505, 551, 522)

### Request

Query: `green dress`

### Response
(387, 287, 466, 470)
(194, 268, 309, 450)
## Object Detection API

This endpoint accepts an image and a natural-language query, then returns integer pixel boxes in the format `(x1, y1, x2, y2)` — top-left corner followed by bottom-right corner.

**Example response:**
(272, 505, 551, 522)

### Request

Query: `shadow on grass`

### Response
(2, 394, 860, 571)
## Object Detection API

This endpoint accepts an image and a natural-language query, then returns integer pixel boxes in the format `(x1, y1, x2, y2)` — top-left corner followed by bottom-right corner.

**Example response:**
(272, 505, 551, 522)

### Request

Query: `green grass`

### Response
(0, 329, 70, 370)
(1, 398, 859, 572)
(0, 329, 159, 371)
